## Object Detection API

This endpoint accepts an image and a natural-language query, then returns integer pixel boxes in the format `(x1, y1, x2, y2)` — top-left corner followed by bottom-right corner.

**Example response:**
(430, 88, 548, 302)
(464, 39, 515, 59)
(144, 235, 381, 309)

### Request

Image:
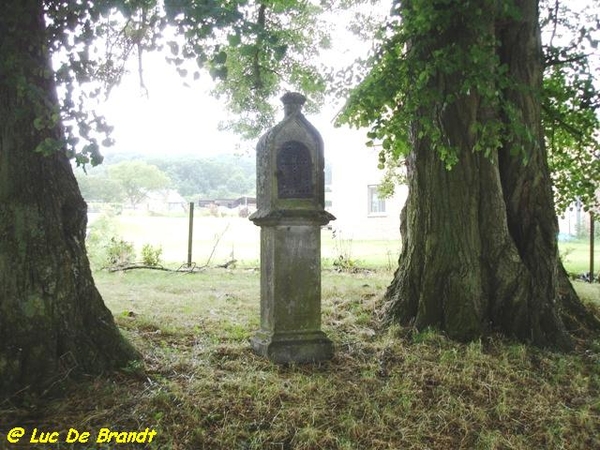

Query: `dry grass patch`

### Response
(1, 270, 599, 449)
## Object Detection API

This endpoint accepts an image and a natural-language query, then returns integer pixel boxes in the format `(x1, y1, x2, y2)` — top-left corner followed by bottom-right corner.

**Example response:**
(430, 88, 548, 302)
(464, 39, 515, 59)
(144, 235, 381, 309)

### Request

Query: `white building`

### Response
(328, 130, 407, 241)
(143, 189, 188, 214)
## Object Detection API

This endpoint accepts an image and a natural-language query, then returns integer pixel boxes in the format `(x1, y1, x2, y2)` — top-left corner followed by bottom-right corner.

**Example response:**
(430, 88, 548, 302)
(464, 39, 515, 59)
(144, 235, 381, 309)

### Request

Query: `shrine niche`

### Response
(276, 140, 312, 199)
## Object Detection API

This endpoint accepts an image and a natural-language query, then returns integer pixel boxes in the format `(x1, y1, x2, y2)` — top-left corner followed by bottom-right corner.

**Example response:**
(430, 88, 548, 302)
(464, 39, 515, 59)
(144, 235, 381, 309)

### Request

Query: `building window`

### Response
(368, 185, 386, 215)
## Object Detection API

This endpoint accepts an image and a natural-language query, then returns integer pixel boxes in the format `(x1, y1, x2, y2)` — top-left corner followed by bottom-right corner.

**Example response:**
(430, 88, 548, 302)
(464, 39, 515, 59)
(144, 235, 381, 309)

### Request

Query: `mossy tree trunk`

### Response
(385, 0, 598, 347)
(0, 0, 139, 399)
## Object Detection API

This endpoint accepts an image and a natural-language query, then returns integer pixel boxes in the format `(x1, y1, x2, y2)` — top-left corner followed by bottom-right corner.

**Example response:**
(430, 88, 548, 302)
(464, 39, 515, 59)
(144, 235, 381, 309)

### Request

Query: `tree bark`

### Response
(385, 0, 598, 348)
(0, 0, 139, 399)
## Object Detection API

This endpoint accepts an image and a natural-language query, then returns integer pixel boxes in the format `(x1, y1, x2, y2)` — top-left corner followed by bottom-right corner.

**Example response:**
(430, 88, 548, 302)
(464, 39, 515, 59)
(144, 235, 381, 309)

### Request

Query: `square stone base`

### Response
(251, 330, 333, 363)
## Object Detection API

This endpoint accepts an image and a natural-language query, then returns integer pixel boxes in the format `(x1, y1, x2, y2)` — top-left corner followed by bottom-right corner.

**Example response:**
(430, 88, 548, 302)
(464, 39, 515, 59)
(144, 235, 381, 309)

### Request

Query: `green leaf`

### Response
(209, 66, 228, 80)
(239, 45, 256, 57)
(213, 51, 227, 65)
(33, 117, 45, 130)
(227, 34, 241, 46)
(274, 44, 288, 61)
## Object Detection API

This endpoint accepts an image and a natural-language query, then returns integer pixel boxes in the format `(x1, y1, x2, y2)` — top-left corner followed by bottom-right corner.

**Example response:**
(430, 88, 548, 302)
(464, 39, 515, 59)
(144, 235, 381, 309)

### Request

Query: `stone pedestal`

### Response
(249, 93, 335, 363)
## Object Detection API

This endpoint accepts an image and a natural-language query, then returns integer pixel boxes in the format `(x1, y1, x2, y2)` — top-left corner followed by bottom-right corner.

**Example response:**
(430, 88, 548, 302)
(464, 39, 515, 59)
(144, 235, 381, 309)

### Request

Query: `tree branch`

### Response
(548, 0, 559, 49)
(137, 6, 149, 97)
(253, 3, 267, 90)
(542, 104, 585, 140)
(544, 53, 590, 68)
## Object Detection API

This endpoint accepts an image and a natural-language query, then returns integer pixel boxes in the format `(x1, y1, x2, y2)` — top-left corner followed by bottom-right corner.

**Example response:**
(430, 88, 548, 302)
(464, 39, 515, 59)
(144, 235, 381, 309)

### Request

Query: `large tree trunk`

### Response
(385, 0, 597, 348)
(496, 0, 600, 341)
(0, 0, 139, 399)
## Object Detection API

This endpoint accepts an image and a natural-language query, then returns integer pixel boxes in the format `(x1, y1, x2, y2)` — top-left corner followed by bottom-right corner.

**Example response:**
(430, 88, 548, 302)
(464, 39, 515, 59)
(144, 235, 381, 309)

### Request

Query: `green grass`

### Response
(90, 212, 400, 270)
(92, 212, 596, 274)
(1, 269, 599, 449)
(111, 214, 261, 266)
(559, 239, 600, 275)
(575, 281, 600, 304)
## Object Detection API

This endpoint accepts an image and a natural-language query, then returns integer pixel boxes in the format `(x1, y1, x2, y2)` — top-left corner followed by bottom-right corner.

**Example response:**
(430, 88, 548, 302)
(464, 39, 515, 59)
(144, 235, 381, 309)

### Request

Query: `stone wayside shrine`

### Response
(249, 92, 335, 363)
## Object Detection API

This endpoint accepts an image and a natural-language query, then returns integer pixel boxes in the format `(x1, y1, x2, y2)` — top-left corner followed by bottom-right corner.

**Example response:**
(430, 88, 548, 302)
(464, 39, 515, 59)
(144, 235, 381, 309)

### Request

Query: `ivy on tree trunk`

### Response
(381, 0, 598, 347)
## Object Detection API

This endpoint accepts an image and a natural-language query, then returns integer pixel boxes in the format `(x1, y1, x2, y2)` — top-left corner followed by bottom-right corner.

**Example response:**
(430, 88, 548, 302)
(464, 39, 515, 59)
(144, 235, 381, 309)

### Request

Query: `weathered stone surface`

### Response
(249, 92, 334, 363)
(251, 331, 334, 364)
(250, 92, 331, 223)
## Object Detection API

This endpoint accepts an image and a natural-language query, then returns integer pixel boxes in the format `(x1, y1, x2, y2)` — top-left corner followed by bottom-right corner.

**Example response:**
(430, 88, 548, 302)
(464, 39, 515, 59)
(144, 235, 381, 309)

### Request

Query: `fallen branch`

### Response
(107, 265, 174, 273)
(107, 261, 238, 273)
(176, 262, 199, 272)
(216, 259, 237, 269)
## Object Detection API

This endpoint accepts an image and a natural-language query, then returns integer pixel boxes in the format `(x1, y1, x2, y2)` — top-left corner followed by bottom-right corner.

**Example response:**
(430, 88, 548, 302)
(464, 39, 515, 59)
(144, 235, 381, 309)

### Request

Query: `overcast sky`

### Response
(97, 58, 242, 158)
(93, 0, 597, 164)
(93, 3, 384, 164)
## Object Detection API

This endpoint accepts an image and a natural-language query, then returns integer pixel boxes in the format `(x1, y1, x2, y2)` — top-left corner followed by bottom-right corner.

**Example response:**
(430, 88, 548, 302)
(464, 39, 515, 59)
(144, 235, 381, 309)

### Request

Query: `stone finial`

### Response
(281, 92, 306, 117)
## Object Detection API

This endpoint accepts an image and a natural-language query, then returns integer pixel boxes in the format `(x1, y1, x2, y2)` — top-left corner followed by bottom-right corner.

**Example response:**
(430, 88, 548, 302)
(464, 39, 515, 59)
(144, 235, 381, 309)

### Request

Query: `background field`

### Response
(558, 239, 600, 274)
(89, 212, 402, 270)
(90, 211, 598, 275)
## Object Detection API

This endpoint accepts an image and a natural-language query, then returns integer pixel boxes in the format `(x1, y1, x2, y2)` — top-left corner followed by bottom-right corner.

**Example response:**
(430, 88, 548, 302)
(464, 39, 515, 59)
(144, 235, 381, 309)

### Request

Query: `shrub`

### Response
(86, 214, 121, 269)
(141, 243, 163, 267)
(332, 229, 359, 271)
(106, 238, 136, 267)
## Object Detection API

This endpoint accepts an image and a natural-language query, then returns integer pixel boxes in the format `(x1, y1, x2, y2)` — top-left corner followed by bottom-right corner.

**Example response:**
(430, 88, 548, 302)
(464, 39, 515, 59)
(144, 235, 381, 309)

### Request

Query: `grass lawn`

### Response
(89, 212, 402, 271)
(1, 269, 598, 449)
(93, 212, 597, 275)
(559, 239, 600, 275)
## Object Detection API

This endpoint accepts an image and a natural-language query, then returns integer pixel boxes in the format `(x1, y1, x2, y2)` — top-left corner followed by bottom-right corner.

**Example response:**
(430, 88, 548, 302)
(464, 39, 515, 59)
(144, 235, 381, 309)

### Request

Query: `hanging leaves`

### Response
(338, 0, 600, 209)
(40, 0, 166, 166)
(541, 0, 600, 213)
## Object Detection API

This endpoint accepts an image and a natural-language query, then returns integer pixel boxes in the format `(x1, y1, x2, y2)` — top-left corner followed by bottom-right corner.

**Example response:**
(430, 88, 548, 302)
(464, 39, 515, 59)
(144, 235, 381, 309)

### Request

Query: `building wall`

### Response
(142, 189, 188, 214)
(329, 143, 407, 241)
(326, 125, 593, 243)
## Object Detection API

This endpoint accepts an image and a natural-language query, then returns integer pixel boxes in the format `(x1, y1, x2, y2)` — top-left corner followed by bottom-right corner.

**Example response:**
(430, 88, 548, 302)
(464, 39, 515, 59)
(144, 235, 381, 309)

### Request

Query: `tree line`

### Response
(75, 153, 256, 207)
